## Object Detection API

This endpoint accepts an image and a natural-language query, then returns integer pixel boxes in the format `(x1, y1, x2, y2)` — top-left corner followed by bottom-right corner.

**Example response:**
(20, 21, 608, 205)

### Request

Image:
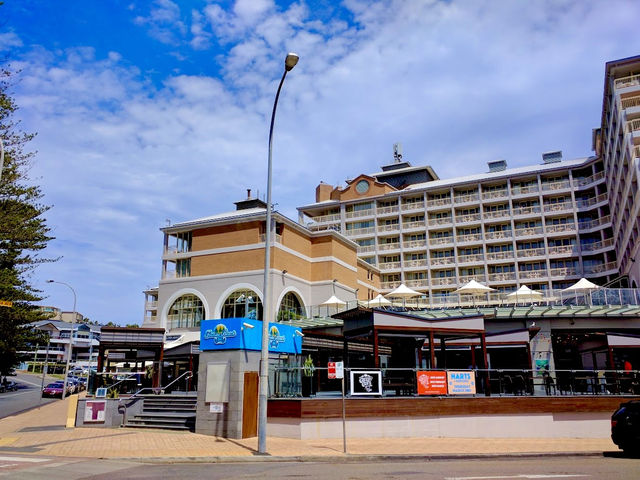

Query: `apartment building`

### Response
(142, 193, 379, 333)
(297, 55, 640, 296)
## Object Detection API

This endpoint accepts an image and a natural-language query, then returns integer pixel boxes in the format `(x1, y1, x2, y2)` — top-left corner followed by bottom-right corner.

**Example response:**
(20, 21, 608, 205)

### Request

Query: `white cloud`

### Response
(0, 32, 23, 51)
(134, 0, 187, 45)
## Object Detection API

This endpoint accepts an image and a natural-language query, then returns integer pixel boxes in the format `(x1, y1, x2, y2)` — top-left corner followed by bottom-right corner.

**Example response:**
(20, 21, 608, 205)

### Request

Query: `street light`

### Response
(259, 52, 299, 455)
(47, 280, 77, 400)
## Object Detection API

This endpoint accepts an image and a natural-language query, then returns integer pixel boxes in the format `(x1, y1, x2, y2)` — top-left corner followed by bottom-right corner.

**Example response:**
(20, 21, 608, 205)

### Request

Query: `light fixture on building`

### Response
(242, 322, 255, 330)
(294, 330, 304, 337)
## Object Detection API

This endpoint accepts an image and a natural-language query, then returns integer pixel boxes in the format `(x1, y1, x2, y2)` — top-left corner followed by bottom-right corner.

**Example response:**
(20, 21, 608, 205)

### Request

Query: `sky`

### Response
(1, 0, 640, 325)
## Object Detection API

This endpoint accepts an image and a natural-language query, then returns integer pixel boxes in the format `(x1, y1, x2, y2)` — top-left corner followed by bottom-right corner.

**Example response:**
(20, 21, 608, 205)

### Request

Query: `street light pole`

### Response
(47, 280, 77, 400)
(258, 52, 299, 455)
(0, 136, 5, 185)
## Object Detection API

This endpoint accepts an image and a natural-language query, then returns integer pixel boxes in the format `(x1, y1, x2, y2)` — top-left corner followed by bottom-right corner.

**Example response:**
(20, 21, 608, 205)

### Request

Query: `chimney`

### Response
(542, 151, 562, 164)
(316, 182, 333, 202)
(247, 188, 252, 199)
(488, 160, 507, 172)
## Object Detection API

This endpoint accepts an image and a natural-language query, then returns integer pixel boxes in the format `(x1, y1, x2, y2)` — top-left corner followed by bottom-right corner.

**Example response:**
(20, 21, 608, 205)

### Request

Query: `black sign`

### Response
(350, 370, 382, 396)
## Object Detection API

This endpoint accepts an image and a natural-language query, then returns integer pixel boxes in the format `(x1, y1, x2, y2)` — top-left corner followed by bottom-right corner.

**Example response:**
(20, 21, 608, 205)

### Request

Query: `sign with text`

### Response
(350, 370, 382, 396)
(200, 318, 302, 354)
(446, 370, 476, 395)
(328, 361, 344, 379)
(0, 300, 13, 308)
(416, 370, 448, 395)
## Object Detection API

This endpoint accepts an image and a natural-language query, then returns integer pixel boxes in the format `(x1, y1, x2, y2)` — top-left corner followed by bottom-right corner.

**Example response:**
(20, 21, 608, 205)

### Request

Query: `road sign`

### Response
(0, 300, 13, 308)
(328, 361, 344, 379)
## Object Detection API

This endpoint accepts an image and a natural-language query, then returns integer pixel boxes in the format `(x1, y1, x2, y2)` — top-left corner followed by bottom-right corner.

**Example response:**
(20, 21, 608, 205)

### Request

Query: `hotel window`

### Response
(176, 259, 191, 278)
(484, 204, 508, 212)
(167, 294, 204, 329)
(403, 196, 422, 204)
(547, 217, 573, 225)
(346, 202, 374, 212)
(405, 233, 426, 241)
(485, 224, 510, 232)
(277, 292, 304, 322)
(432, 249, 454, 258)
(459, 247, 482, 255)
(222, 289, 263, 321)
(549, 238, 576, 246)
(406, 253, 425, 260)
(488, 244, 512, 252)
(517, 241, 544, 250)
(175, 232, 192, 253)
(519, 262, 546, 271)
(434, 270, 455, 278)
(356, 238, 375, 246)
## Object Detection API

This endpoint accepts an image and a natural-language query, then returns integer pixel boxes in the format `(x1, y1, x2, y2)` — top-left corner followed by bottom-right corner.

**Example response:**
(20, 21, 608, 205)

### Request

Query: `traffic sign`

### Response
(328, 361, 344, 379)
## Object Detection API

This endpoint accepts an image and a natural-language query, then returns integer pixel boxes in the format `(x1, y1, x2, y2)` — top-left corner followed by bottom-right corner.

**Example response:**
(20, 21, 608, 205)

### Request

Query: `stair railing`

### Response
(118, 370, 194, 427)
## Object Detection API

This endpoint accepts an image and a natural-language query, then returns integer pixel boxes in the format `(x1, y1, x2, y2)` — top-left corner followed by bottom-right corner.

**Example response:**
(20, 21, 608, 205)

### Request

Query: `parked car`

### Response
(611, 400, 640, 454)
(42, 382, 66, 398)
(66, 377, 80, 393)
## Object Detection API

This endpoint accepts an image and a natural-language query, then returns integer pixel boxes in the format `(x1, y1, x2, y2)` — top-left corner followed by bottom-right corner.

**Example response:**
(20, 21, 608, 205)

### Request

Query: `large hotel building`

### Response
(144, 55, 640, 330)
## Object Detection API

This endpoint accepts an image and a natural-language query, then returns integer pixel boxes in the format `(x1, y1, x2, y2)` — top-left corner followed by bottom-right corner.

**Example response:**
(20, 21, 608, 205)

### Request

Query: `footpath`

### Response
(0, 395, 617, 463)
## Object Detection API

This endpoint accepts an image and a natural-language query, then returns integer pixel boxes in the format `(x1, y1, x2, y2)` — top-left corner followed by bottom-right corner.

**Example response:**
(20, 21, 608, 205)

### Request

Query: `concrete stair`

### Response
(124, 394, 197, 431)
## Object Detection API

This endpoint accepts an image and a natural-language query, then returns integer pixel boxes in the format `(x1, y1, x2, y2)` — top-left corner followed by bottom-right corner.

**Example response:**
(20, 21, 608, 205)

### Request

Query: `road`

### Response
(0, 455, 638, 480)
(0, 372, 58, 419)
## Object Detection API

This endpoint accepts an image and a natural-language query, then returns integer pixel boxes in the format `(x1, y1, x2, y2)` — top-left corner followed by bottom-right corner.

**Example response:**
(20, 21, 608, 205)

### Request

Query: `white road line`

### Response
(445, 475, 589, 480)
(0, 456, 49, 463)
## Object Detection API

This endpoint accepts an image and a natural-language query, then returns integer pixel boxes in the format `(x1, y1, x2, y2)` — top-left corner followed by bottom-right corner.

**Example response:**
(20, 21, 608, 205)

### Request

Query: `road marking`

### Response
(0, 456, 49, 463)
(445, 475, 589, 480)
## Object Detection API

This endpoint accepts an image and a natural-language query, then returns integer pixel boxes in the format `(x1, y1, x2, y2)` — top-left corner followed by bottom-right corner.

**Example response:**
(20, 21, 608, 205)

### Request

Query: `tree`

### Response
(0, 65, 55, 378)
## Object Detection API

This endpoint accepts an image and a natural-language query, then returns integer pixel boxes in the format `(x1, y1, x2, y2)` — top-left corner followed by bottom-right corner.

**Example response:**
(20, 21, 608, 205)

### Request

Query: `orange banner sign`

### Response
(416, 370, 448, 395)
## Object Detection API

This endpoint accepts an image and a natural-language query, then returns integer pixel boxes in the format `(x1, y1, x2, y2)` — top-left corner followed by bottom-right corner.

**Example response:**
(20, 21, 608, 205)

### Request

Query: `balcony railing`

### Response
(543, 202, 572, 213)
(580, 238, 614, 252)
(512, 205, 541, 216)
(511, 185, 539, 196)
(403, 239, 427, 250)
(357, 245, 377, 254)
(578, 215, 611, 231)
(482, 189, 507, 200)
(545, 223, 576, 234)
(405, 279, 427, 289)
(583, 261, 617, 274)
(455, 213, 482, 224)
(431, 277, 457, 286)
(548, 245, 578, 256)
(458, 274, 486, 284)
(516, 247, 546, 258)
(144, 301, 158, 310)
(378, 223, 400, 233)
(404, 259, 428, 269)
(514, 226, 544, 237)
(310, 213, 341, 224)
(427, 197, 451, 208)
(549, 266, 579, 277)
(429, 236, 454, 246)
(483, 209, 510, 219)
(484, 230, 512, 240)
(345, 208, 375, 219)
(454, 193, 480, 204)
(519, 269, 548, 279)
(621, 95, 640, 109)
(634, 145, 640, 159)
(575, 193, 608, 209)
(485, 251, 514, 261)
(457, 253, 484, 264)
(429, 216, 453, 226)
(573, 171, 605, 187)
(430, 256, 455, 266)
(615, 73, 640, 89)
(379, 261, 402, 271)
(401, 201, 425, 211)
(626, 119, 640, 134)
(402, 221, 425, 230)
(376, 205, 399, 215)
(487, 272, 516, 282)
(378, 243, 400, 252)
(456, 233, 483, 243)
(541, 180, 571, 191)
(380, 280, 402, 290)
(345, 227, 375, 236)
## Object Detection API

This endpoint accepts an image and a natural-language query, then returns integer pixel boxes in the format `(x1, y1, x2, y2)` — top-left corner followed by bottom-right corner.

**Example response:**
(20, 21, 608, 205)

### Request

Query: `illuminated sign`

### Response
(200, 318, 302, 354)
(203, 324, 237, 345)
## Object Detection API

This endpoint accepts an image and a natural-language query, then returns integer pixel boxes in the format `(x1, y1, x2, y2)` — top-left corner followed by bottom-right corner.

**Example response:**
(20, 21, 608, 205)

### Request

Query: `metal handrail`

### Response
(118, 370, 193, 427)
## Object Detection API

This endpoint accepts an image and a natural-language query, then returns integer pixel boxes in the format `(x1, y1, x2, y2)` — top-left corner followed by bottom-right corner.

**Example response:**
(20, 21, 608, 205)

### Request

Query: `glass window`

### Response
(222, 289, 263, 320)
(277, 292, 304, 322)
(168, 294, 204, 329)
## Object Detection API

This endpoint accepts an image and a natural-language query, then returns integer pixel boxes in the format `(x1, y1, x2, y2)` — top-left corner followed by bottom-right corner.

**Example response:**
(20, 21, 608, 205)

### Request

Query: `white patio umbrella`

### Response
(321, 295, 346, 315)
(506, 285, 544, 304)
(386, 283, 420, 307)
(562, 278, 599, 306)
(455, 280, 495, 306)
(365, 294, 392, 308)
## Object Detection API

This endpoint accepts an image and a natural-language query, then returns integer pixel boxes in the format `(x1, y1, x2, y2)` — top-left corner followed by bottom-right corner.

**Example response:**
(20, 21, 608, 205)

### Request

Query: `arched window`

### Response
(277, 292, 303, 322)
(168, 294, 204, 329)
(222, 289, 263, 320)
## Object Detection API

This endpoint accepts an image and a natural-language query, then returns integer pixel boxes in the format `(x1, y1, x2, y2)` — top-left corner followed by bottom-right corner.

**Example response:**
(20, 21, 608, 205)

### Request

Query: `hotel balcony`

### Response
(454, 213, 482, 224)
(484, 230, 513, 241)
(519, 269, 548, 280)
(378, 261, 402, 271)
(583, 261, 618, 275)
(457, 253, 484, 264)
(453, 193, 480, 204)
(380, 280, 402, 290)
(429, 216, 453, 227)
(545, 223, 576, 234)
(511, 185, 540, 197)
(516, 247, 546, 259)
(378, 243, 401, 252)
(512, 205, 542, 216)
(573, 170, 605, 188)
(456, 233, 483, 244)
(575, 193, 608, 210)
(401, 201, 425, 212)
(615, 73, 640, 89)
(541, 180, 571, 192)
(426, 197, 451, 208)
(483, 209, 510, 219)
(402, 221, 426, 231)
(548, 245, 579, 256)
(404, 259, 428, 269)
(345, 227, 375, 237)
(345, 208, 375, 219)
(378, 223, 400, 233)
(485, 251, 515, 262)
(430, 256, 456, 266)
(403, 239, 427, 250)
(357, 244, 377, 254)
(514, 226, 544, 238)
(621, 95, 640, 110)
(310, 213, 341, 224)
(376, 205, 400, 216)
(578, 215, 611, 232)
(481, 189, 508, 200)
(625, 118, 640, 136)
(429, 236, 454, 247)
(431, 277, 457, 287)
(487, 272, 517, 282)
(144, 301, 158, 310)
(634, 145, 640, 159)
(458, 274, 486, 284)
(543, 202, 572, 213)
(549, 267, 579, 278)
(162, 246, 191, 260)
(405, 279, 427, 289)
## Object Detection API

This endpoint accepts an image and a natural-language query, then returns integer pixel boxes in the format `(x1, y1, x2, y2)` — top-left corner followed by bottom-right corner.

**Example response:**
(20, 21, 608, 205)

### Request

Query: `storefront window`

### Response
(222, 289, 263, 320)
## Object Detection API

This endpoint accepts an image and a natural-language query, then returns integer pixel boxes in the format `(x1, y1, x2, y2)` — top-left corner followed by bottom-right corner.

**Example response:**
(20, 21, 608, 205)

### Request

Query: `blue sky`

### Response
(1, 0, 640, 325)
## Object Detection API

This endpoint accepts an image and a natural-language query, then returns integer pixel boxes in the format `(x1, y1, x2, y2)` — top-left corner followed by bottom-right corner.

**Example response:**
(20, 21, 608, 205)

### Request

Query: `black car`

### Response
(611, 400, 640, 453)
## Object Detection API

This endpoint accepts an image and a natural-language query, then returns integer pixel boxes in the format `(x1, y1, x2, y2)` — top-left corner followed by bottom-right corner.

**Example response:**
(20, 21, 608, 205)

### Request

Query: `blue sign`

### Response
(200, 318, 302, 354)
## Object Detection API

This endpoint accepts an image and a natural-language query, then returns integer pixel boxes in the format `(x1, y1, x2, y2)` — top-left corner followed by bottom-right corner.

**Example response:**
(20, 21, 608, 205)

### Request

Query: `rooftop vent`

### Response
(234, 189, 267, 211)
(542, 151, 562, 164)
(488, 160, 507, 172)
